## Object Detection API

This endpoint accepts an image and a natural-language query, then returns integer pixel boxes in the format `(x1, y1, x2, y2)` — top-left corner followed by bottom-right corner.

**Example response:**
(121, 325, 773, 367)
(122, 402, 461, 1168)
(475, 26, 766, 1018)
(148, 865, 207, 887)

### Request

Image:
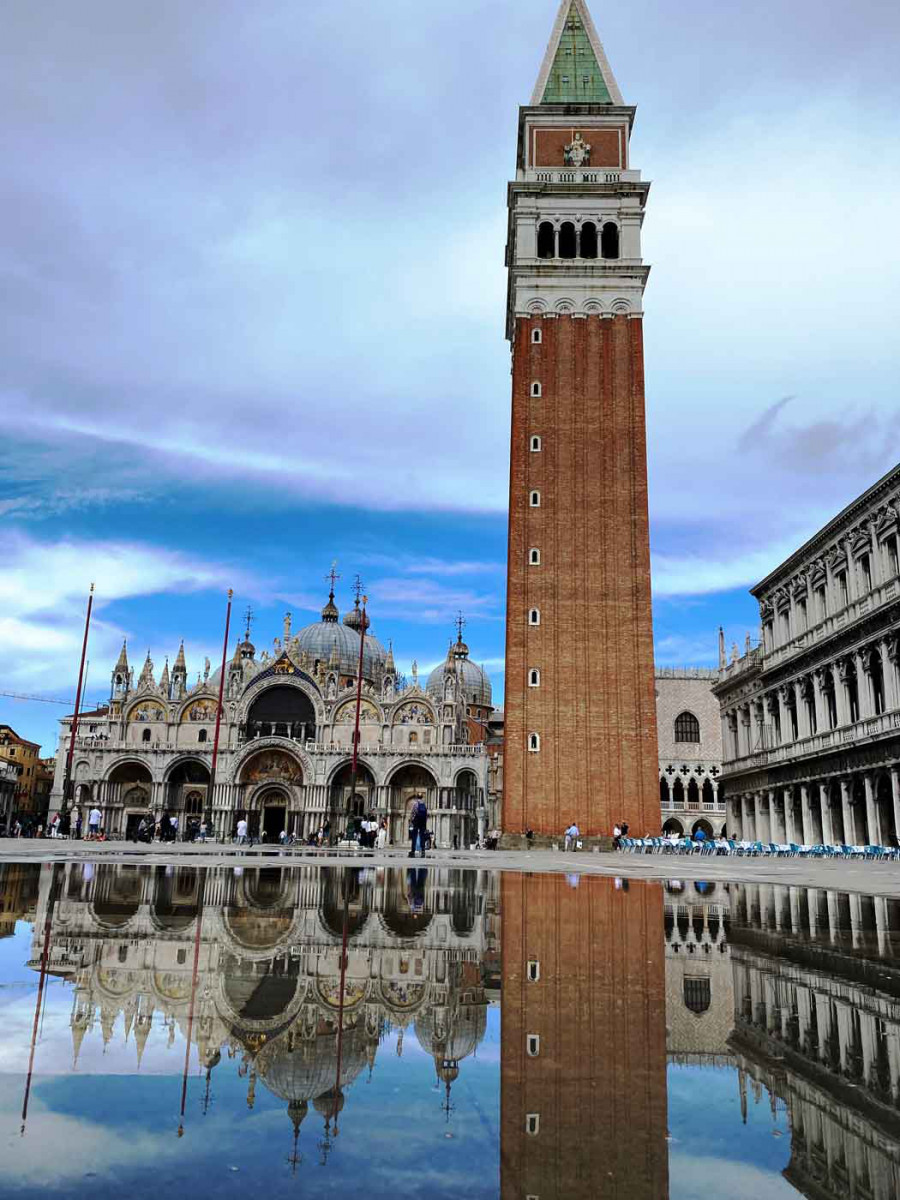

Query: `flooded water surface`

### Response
(0, 860, 896, 1198)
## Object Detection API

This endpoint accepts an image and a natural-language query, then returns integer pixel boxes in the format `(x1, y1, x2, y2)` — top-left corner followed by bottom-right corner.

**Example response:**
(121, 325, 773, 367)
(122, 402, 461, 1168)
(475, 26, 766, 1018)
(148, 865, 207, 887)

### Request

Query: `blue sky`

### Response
(2, 0, 900, 754)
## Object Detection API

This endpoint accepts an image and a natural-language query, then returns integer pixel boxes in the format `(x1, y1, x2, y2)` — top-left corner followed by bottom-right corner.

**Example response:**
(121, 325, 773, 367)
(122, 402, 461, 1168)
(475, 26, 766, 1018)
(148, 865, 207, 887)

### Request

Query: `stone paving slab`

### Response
(3, 840, 900, 898)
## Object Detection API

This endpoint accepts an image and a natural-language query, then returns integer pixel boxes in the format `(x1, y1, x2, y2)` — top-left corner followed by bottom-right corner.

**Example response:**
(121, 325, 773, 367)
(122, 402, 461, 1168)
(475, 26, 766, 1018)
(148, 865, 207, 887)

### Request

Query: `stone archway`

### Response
(107, 760, 153, 837)
(329, 762, 376, 836)
(245, 684, 316, 742)
(388, 763, 438, 845)
(252, 786, 291, 842)
(237, 748, 305, 841)
(662, 818, 684, 836)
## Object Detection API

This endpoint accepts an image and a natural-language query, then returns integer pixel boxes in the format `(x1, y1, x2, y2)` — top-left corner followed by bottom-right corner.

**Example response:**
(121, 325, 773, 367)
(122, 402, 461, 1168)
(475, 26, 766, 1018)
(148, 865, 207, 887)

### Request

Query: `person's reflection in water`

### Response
(406, 868, 427, 913)
(501, 874, 668, 1199)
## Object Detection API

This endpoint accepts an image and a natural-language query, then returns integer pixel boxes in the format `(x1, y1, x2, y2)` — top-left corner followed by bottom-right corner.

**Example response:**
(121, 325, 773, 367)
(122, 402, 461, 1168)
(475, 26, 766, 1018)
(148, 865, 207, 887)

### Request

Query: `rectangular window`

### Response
(816, 585, 827, 620)
(886, 535, 899, 577)
(837, 571, 848, 605)
(859, 554, 872, 592)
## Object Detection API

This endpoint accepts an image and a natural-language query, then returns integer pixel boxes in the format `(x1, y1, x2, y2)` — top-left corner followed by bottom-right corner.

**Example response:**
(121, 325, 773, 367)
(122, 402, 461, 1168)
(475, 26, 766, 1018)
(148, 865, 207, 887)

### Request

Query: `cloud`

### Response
(651, 538, 805, 598)
(367, 576, 502, 624)
(0, 532, 252, 695)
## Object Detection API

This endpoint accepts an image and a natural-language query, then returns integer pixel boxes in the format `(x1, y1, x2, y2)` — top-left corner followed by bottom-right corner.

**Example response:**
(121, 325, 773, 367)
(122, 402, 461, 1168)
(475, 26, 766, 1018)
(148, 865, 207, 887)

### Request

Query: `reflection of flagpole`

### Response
(330, 872, 351, 1136)
(206, 590, 233, 836)
(22, 863, 62, 1135)
(178, 873, 206, 1136)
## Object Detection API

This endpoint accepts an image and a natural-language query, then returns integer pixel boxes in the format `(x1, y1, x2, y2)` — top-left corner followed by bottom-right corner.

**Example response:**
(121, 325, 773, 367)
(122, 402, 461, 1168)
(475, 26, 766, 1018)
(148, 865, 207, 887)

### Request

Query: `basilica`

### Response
(49, 583, 494, 845)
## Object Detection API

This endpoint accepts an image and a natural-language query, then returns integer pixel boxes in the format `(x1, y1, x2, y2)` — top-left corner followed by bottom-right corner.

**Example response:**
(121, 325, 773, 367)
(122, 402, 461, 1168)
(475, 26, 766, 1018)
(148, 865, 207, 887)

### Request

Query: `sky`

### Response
(2, 0, 899, 755)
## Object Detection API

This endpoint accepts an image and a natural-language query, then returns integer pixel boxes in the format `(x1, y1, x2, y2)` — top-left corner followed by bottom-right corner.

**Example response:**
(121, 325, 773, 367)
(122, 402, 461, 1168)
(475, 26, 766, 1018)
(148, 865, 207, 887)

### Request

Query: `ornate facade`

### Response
(502, 0, 658, 844)
(656, 668, 726, 837)
(50, 587, 494, 846)
(714, 464, 900, 845)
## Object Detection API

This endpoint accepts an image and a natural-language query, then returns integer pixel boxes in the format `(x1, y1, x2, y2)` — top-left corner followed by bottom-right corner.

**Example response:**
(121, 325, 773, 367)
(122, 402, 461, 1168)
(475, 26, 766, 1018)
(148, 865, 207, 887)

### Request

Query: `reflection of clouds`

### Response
(0, 989, 196, 1077)
(669, 1155, 795, 1199)
(0, 1090, 187, 1186)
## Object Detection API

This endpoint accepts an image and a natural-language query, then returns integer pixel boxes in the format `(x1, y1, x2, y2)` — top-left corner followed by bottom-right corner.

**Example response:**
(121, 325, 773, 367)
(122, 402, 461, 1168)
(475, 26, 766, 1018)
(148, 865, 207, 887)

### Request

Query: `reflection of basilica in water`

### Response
(25, 862, 498, 1152)
(11, 861, 900, 1196)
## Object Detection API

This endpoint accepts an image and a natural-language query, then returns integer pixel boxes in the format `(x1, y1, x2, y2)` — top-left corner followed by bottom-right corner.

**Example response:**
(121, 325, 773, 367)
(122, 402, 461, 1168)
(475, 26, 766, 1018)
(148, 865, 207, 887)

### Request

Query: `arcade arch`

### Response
(245, 685, 316, 741)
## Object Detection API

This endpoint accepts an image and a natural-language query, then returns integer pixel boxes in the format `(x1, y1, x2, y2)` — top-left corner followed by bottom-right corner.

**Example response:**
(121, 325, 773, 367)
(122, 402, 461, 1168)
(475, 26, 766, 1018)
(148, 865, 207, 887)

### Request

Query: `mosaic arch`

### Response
(239, 747, 304, 786)
(180, 697, 218, 723)
(333, 698, 380, 724)
(391, 700, 435, 725)
(126, 700, 166, 722)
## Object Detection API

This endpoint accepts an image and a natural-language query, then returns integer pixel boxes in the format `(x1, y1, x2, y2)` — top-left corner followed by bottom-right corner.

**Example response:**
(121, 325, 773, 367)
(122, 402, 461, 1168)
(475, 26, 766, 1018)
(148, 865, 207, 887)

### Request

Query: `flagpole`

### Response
(347, 580, 368, 836)
(61, 584, 94, 817)
(206, 590, 233, 837)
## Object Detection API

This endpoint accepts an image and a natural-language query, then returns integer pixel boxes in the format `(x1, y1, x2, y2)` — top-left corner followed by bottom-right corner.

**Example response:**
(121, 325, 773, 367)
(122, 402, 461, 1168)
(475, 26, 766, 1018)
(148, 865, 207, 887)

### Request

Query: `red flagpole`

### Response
(61, 584, 94, 816)
(346, 585, 368, 838)
(206, 590, 233, 836)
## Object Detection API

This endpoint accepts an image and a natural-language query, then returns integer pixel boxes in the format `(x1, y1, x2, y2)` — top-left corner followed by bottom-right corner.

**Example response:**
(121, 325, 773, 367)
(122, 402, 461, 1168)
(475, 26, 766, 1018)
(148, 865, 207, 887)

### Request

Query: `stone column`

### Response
(800, 784, 813, 845)
(875, 896, 889, 957)
(849, 892, 864, 949)
(835, 659, 851, 726)
(880, 638, 897, 710)
(891, 768, 900, 846)
(789, 886, 801, 932)
(756, 792, 770, 843)
(740, 707, 752, 757)
(769, 791, 784, 842)
(784, 788, 797, 844)
(864, 772, 880, 845)
(856, 650, 873, 718)
(826, 890, 840, 944)
(840, 778, 853, 845)
(740, 794, 754, 841)
(821, 785, 834, 845)
(807, 888, 820, 938)
(795, 680, 812, 740)
(813, 669, 828, 733)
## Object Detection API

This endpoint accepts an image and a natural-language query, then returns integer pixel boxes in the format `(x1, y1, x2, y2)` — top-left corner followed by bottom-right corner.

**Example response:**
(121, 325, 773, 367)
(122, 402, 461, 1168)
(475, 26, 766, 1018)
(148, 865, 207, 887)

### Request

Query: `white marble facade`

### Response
(51, 589, 494, 847)
(715, 465, 900, 846)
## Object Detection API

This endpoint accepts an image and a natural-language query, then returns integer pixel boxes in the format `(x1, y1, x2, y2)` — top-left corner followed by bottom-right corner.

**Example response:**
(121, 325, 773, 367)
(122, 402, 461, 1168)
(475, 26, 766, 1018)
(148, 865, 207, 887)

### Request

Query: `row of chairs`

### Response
(618, 836, 900, 862)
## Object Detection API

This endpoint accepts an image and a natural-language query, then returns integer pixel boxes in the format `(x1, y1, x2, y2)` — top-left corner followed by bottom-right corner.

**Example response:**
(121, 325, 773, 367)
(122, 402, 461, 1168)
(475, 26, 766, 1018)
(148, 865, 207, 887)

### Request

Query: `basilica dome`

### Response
(414, 1003, 487, 1067)
(294, 592, 387, 679)
(426, 637, 492, 708)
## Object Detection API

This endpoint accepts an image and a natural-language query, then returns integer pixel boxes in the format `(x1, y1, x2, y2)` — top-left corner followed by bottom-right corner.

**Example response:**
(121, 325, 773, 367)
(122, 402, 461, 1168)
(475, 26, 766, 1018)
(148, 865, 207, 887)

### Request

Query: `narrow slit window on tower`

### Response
(580, 221, 598, 258)
(528, 732, 541, 752)
(531, 327, 542, 344)
(537, 221, 555, 259)
(529, 608, 540, 625)
(601, 221, 620, 260)
(527, 959, 540, 982)
(530, 490, 541, 507)
(527, 1034, 541, 1057)
(558, 221, 576, 259)
(530, 435, 542, 452)
(526, 1113, 541, 1136)
(531, 381, 541, 397)
(529, 548, 541, 565)
(529, 668, 541, 687)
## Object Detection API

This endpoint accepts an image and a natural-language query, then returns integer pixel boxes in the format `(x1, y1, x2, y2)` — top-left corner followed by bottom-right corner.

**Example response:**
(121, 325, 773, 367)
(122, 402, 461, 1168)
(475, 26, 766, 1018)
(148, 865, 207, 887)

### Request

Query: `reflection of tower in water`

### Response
(501, 874, 668, 1198)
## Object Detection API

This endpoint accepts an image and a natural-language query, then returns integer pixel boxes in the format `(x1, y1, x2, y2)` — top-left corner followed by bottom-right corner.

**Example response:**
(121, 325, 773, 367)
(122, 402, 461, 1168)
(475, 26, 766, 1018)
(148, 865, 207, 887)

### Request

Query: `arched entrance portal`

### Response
(389, 764, 438, 844)
(329, 763, 376, 835)
(166, 759, 210, 822)
(108, 761, 153, 838)
(255, 787, 291, 842)
(246, 686, 316, 742)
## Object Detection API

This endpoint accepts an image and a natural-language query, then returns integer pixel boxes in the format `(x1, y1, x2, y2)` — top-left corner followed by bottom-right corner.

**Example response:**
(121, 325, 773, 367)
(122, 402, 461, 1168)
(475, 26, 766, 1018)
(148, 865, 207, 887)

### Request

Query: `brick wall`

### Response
(503, 312, 659, 838)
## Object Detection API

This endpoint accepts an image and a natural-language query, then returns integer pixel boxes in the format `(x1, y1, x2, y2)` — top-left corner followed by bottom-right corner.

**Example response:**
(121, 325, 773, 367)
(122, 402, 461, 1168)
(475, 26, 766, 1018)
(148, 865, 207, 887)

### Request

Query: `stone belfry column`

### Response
(503, 0, 657, 842)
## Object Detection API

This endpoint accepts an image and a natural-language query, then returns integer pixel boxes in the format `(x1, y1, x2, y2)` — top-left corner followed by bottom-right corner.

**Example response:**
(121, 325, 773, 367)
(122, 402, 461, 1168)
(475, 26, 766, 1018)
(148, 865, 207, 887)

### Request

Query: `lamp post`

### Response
(206, 590, 233, 837)
(60, 584, 94, 818)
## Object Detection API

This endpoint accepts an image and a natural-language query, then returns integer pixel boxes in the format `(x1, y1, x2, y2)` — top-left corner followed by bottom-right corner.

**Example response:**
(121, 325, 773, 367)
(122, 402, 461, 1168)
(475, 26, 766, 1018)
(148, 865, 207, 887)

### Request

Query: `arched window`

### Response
(529, 548, 541, 565)
(142, 728, 152, 743)
(526, 1113, 540, 1136)
(528, 732, 541, 752)
(674, 711, 701, 743)
(198, 729, 208, 743)
(530, 435, 542, 452)
(529, 668, 541, 687)
(531, 327, 542, 344)
(530, 490, 541, 507)
(529, 608, 540, 625)
(409, 731, 418, 745)
(558, 222, 576, 259)
(660, 777, 670, 805)
(531, 381, 542, 397)
(580, 221, 597, 258)
(526, 1034, 540, 1057)
(537, 222, 555, 259)
(683, 977, 711, 1015)
(601, 221, 620, 260)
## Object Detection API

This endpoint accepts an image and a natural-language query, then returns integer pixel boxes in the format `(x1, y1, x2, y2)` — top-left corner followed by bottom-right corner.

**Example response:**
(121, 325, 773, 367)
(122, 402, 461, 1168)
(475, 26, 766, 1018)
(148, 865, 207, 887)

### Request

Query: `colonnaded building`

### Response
(49, 584, 493, 845)
(715, 464, 900, 846)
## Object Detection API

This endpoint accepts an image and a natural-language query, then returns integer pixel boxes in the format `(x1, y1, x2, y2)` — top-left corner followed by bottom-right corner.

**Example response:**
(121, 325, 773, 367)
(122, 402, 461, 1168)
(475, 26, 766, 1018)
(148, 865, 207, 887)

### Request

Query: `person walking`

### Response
(409, 796, 428, 858)
(236, 817, 248, 845)
(564, 822, 579, 851)
(375, 820, 388, 850)
(88, 806, 102, 840)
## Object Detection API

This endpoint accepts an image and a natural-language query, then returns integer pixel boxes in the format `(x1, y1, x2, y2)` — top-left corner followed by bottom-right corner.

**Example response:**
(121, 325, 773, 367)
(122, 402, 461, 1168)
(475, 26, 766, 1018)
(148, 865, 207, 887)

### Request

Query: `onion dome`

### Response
(414, 1003, 488, 1068)
(426, 632, 492, 707)
(343, 598, 369, 633)
(295, 589, 387, 679)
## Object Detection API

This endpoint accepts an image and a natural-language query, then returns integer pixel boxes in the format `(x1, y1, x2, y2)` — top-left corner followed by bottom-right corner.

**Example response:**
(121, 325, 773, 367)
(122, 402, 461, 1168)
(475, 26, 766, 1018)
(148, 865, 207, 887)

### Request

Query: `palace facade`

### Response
(656, 668, 725, 838)
(50, 586, 494, 846)
(714, 464, 900, 846)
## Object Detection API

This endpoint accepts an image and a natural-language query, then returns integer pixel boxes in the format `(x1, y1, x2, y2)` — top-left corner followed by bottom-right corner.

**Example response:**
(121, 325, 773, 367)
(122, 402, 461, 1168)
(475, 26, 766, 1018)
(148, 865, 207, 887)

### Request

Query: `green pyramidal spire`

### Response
(532, 1, 623, 106)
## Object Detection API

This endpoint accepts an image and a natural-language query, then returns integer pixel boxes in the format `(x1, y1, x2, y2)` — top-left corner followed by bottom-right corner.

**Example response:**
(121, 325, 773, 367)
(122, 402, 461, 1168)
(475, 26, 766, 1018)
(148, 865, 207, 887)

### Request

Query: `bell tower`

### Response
(503, 0, 658, 842)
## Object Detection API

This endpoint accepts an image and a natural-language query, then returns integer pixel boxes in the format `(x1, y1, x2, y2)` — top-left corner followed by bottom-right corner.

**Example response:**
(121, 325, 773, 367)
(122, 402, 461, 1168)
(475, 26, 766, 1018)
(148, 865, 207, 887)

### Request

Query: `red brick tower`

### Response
(503, 0, 657, 842)
(500, 874, 669, 1198)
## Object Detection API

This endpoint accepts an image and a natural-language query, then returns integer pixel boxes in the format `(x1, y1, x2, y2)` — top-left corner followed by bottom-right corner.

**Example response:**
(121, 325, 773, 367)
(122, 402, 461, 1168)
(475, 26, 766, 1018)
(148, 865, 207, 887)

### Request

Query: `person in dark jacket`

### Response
(409, 797, 428, 858)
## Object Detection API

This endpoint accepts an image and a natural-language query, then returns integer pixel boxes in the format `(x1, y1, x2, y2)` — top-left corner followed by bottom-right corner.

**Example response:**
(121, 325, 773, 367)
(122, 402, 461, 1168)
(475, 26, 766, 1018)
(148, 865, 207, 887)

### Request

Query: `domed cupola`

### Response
(426, 620, 493, 709)
(342, 597, 369, 634)
(294, 584, 387, 679)
(321, 587, 339, 624)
